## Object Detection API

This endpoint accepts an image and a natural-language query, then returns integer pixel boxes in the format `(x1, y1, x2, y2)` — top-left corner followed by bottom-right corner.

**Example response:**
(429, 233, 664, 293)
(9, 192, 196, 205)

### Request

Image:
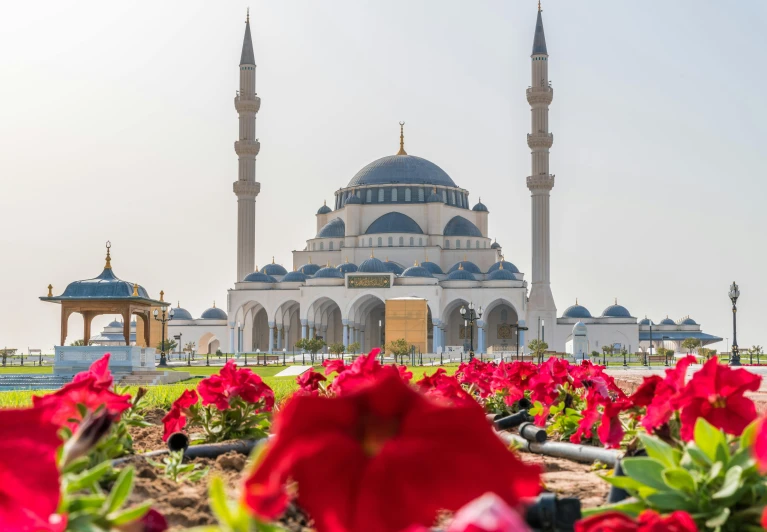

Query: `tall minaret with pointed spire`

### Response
(526, 3, 557, 338)
(233, 9, 261, 281)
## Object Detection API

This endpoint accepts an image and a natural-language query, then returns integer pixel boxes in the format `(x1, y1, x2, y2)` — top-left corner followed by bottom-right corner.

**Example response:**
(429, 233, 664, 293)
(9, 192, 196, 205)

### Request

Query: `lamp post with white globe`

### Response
(460, 302, 483, 361)
(729, 282, 741, 366)
(153, 306, 175, 367)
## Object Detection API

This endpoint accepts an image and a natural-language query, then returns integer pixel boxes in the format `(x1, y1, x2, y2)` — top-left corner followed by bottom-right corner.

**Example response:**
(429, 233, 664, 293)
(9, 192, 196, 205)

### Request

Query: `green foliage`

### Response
(386, 338, 411, 364)
(592, 418, 767, 530)
(70, 339, 87, 346)
(348, 341, 361, 354)
(601, 345, 614, 355)
(295, 337, 326, 356)
(681, 337, 702, 354)
(157, 338, 178, 352)
(148, 450, 209, 483)
(328, 342, 345, 356)
(199, 474, 288, 532)
(528, 339, 548, 363)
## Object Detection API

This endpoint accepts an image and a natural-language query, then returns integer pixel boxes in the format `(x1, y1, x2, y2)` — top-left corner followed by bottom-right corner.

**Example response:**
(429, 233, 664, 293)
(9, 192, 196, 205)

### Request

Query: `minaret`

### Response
(526, 2, 557, 338)
(233, 9, 261, 281)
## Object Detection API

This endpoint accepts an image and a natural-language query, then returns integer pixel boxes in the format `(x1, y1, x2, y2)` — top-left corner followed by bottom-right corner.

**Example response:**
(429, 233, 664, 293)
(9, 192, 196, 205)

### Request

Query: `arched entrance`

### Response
(483, 299, 520, 354)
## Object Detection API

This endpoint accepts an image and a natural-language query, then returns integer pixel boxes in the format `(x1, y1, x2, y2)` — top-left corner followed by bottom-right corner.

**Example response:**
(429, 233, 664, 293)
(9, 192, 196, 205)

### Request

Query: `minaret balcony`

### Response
(527, 133, 553, 149)
(234, 95, 261, 113)
(234, 139, 261, 157)
(526, 86, 553, 105)
(233, 180, 261, 198)
(526, 174, 555, 191)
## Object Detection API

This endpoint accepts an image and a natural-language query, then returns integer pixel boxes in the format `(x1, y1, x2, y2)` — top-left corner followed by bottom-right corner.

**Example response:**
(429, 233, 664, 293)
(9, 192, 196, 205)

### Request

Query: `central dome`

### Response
(347, 155, 457, 188)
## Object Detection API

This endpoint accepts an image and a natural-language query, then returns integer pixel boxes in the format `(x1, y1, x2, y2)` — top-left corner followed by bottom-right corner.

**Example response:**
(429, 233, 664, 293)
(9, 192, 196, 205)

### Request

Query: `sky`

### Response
(1, 1, 765, 352)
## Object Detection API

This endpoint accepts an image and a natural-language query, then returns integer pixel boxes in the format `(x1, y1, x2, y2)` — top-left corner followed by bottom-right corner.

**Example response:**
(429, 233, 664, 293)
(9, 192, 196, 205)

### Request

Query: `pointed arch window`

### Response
(392, 188, 398, 202)
(366, 190, 372, 203)
(418, 188, 424, 202)
(399, 236, 404, 246)
(405, 188, 411, 202)
(378, 189, 384, 202)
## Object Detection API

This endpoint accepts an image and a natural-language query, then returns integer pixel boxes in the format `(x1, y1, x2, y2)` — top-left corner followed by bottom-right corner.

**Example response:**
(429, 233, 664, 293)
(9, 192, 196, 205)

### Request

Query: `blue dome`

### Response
(317, 218, 345, 238)
(443, 216, 482, 237)
(243, 271, 277, 283)
(401, 264, 434, 278)
(472, 200, 488, 212)
(358, 256, 388, 273)
(487, 268, 517, 281)
(383, 261, 404, 275)
(601, 304, 632, 318)
(106, 320, 123, 328)
(447, 268, 476, 281)
(314, 266, 343, 279)
(261, 262, 288, 276)
(639, 318, 653, 326)
(420, 261, 444, 275)
(347, 154, 457, 187)
(562, 304, 592, 319)
(317, 203, 332, 215)
(299, 263, 322, 276)
(491, 240, 501, 249)
(365, 212, 423, 234)
(59, 268, 150, 300)
(659, 318, 676, 326)
(201, 307, 228, 320)
(487, 261, 520, 274)
(281, 271, 308, 283)
(427, 189, 444, 203)
(338, 261, 358, 274)
(345, 193, 362, 205)
(447, 261, 482, 274)
(170, 307, 193, 320)
(681, 318, 697, 325)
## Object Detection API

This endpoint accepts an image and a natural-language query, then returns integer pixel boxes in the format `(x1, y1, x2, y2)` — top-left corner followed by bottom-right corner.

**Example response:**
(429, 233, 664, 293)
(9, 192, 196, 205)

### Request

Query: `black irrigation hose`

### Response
(113, 437, 267, 466)
(496, 431, 621, 467)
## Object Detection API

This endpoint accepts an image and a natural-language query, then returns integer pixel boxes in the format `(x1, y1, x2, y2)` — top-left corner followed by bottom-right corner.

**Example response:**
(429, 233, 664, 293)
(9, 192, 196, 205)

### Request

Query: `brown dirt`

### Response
(130, 408, 166, 453)
(521, 454, 610, 508)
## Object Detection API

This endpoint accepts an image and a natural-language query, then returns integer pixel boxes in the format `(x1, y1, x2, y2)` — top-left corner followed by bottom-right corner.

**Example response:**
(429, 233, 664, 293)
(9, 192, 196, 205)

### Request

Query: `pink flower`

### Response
(296, 370, 327, 395)
(197, 360, 274, 411)
(322, 358, 348, 376)
(161, 389, 198, 441)
(72, 353, 113, 390)
(447, 492, 531, 532)
(598, 400, 630, 448)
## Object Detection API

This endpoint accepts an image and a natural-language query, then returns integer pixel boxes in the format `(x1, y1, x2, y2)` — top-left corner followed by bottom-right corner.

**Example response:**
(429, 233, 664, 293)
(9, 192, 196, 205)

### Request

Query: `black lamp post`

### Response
(153, 306, 174, 367)
(514, 324, 529, 361)
(662, 336, 670, 366)
(460, 303, 483, 361)
(648, 320, 653, 366)
(729, 281, 741, 366)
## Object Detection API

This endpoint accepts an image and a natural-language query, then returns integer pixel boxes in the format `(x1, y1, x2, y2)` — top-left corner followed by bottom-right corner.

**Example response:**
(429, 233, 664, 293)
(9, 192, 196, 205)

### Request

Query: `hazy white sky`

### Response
(1, 1, 765, 352)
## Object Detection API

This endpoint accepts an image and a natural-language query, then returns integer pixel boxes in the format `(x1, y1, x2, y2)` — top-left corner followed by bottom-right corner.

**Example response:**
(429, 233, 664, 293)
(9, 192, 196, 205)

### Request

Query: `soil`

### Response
(125, 412, 611, 530)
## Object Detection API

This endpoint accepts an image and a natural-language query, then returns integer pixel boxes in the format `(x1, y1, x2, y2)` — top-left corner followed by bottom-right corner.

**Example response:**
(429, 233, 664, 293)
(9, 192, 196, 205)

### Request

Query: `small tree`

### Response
(601, 345, 614, 355)
(385, 338, 411, 365)
(183, 342, 196, 360)
(528, 339, 548, 364)
(328, 342, 345, 357)
(157, 338, 178, 353)
(681, 337, 701, 355)
(348, 341, 361, 355)
(296, 337, 326, 363)
(70, 339, 86, 346)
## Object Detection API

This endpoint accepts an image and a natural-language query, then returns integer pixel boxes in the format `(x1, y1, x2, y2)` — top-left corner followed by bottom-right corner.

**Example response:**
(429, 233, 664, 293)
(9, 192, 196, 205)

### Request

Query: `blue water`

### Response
(0, 375, 70, 392)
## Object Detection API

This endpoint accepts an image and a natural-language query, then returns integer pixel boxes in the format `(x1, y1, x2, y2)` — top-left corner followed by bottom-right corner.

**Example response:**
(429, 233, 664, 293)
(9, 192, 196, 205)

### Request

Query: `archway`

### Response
(197, 332, 220, 355)
(442, 298, 471, 351)
(274, 300, 301, 352)
(307, 297, 343, 347)
(347, 294, 387, 351)
(483, 299, 520, 354)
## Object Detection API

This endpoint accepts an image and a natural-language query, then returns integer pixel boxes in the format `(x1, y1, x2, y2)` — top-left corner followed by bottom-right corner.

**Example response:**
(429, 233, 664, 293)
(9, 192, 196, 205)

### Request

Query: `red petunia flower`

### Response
(396, 365, 413, 383)
(161, 389, 198, 441)
(456, 359, 495, 397)
(752, 417, 767, 473)
(197, 360, 274, 411)
(675, 357, 761, 441)
(416, 370, 476, 407)
(529, 358, 569, 406)
(328, 348, 389, 396)
(446, 492, 531, 532)
(638, 356, 696, 433)
(491, 361, 537, 405)
(0, 406, 66, 532)
(241, 373, 541, 532)
(570, 400, 600, 444)
(597, 400, 630, 449)
(322, 358, 348, 376)
(296, 370, 327, 395)
(576, 510, 697, 532)
(628, 375, 662, 408)
(72, 353, 113, 390)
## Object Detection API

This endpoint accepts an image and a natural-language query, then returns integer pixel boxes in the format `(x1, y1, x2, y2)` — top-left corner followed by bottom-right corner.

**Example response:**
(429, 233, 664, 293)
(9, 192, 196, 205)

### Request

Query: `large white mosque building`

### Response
(168, 7, 721, 357)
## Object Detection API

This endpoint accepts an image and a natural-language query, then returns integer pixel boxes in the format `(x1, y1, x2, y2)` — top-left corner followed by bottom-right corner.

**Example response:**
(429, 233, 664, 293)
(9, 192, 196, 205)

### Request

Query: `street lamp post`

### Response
(662, 336, 670, 366)
(514, 325, 529, 361)
(283, 348, 287, 366)
(460, 303, 483, 361)
(648, 321, 653, 366)
(729, 282, 741, 366)
(152, 307, 174, 367)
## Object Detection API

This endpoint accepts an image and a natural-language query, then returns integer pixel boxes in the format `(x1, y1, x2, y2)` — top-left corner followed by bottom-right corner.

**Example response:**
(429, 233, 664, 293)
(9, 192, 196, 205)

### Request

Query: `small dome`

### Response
(573, 321, 588, 335)
(446, 268, 476, 281)
(365, 212, 423, 234)
(447, 261, 482, 274)
(681, 318, 697, 325)
(281, 270, 308, 283)
(420, 261, 444, 275)
(487, 268, 516, 281)
(299, 263, 322, 276)
(659, 317, 676, 326)
(491, 239, 501, 250)
(472, 200, 488, 212)
(261, 261, 288, 276)
(639, 318, 653, 326)
(243, 271, 277, 283)
(401, 263, 434, 278)
(317, 218, 345, 238)
(317, 202, 332, 215)
(601, 304, 632, 318)
(383, 261, 404, 275)
(347, 154, 457, 188)
(427, 189, 443, 203)
(201, 306, 227, 320)
(345, 193, 362, 205)
(443, 216, 482, 237)
(487, 260, 520, 274)
(106, 320, 123, 328)
(562, 303, 592, 319)
(357, 256, 388, 273)
(338, 261, 358, 274)
(314, 265, 343, 279)
(170, 307, 193, 320)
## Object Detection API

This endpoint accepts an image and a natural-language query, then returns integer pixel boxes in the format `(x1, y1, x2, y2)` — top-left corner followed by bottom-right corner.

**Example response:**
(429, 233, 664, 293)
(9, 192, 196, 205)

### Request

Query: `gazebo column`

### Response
(122, 308, 131, 345)
(142, 313, 150, 347)
(60, 307, 73, 346)
(82, 311, 93, 346)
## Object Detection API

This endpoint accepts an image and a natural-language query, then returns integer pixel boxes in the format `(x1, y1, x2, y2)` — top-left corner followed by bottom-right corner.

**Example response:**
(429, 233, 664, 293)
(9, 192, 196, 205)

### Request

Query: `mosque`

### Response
(166, 7, 721, 357)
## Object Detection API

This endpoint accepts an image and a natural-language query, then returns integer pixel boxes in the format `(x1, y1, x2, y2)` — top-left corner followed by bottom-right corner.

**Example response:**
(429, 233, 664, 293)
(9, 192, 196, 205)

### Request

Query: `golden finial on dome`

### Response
(272, 256, 275, 264)
(370, 250, 374, 258)
(615, 297, 618, 305)
(47, 284, 53, 297)
(326, 260, 330, 267)
(159, 290, 164, 302)
(499, 262, 504, 270)
(414, 260, 418, 266)
(345, 257, 349, 263)
(177, 301, 180, 308)
(132, 283, 138, 297)
(458, 263, 464, 270)
(386, 257, 389, 262)
(538, 0, 542, 12)
(213, 301, 216, 308)
(255, 264, 258, 272)
(397, 121, 407, 155)
(308, 256, 312, 264)
(104, 241, 112, 269)
(576, 298, 579, 305)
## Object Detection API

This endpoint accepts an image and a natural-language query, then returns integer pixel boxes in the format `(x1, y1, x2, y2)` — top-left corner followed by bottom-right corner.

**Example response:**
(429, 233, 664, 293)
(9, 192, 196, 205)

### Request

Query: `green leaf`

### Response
(107, 502, 151, 525)
(639, 433, 678, 469)
(708, 461, 724, 481)
(580, 498, 645, 518)
(705, 507, 731, 528)
(729, 448, 755, 470)
(740, 419, 760, 449)
(645, 491, 697, 511)
(662, 468, 696, 493)
(66, 494, 105, 513)
(694, 418, 727, 463)
(103, 466, 134, 514)
(66, 461, 111, 493)
(621, 457, 669, 491)
(713, 465, 743, 499)
(208, 475, 234, 525)
(602, 474, 645, 492)
(686, 443, 713, 467)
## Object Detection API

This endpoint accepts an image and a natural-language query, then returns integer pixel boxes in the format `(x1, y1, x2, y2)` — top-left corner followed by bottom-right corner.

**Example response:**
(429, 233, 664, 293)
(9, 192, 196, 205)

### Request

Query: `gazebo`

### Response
(40, 242, 168, 375)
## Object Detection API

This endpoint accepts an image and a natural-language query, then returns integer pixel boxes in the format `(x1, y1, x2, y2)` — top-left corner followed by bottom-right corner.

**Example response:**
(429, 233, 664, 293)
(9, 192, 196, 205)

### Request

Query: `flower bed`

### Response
(6, 351, 767, 531)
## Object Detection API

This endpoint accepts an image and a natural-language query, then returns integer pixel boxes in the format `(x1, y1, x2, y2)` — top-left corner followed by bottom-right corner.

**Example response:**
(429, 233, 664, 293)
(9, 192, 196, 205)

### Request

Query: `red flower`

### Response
(198, 360, 274, 411)
(161, 389, 198, 441)
(297, 370, 327, 394)
(174, 389, 199, 410)
(72, 353, 113, 390)
(570, 401, 600, 444)
(529, 358, 569, 405)
(762, 506, 767, 530)
(396, 365, 413, 382)
(598, 400, 630, 449)
(752, 417, 767, 473)
(241, 373, 541, 532)
(322, 358, 348, 376)
(576, 510, 697, 532)
(628, 375, 662, 408)
(456, 359, 495, 397)
(446, 492, 531, 532)
(0, 406, 66, 532)
(491, 361, 537, 405)
(675, 357, 761, 441)
(416, 370, 476, 407)
(328, 348, 389, 396)
(639, 356, 696, 433)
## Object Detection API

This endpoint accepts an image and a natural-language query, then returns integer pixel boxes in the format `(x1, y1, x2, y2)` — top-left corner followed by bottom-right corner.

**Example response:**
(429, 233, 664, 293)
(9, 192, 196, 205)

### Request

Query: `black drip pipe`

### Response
(496, 431, 621, 467)
(113, 437, 267, 466)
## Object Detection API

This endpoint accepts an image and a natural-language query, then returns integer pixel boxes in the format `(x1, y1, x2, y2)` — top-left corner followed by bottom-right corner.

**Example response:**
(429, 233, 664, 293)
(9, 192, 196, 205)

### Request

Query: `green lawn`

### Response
(0, 366, 54, 374)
